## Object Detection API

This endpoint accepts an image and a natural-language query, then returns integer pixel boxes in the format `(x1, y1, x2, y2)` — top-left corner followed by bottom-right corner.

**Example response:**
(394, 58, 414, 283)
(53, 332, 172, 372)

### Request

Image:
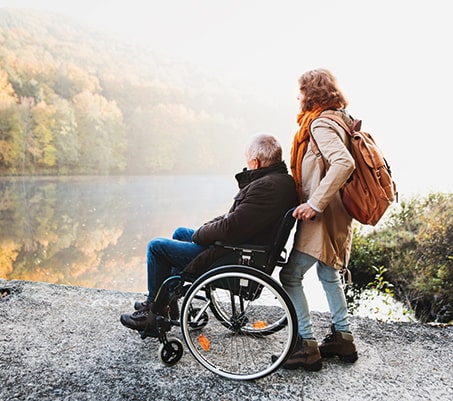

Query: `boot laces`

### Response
(322, 325, 337, 344)
(322, 333, 335, 344)
(131, 309, 148, 319)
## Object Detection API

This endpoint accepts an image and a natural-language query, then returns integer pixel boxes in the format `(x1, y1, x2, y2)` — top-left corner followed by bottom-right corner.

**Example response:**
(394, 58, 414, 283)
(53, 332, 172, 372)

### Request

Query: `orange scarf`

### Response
(290, 107, 324, 198)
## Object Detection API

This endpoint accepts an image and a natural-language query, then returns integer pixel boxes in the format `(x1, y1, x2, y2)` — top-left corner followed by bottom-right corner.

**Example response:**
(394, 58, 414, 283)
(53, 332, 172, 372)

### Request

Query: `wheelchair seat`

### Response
(209, 206, 296, 274)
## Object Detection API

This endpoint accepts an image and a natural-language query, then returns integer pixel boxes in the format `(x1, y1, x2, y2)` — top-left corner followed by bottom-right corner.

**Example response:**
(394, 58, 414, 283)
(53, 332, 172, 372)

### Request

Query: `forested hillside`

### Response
(0, 9, 268, 175)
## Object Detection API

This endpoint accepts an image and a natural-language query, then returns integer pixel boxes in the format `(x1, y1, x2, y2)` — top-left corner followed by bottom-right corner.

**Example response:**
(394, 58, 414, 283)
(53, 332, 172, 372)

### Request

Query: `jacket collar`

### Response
(235, 161, 288, 189)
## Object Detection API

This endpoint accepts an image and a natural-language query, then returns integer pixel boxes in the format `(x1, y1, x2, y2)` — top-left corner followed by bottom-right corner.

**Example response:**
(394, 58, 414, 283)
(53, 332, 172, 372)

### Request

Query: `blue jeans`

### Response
(280, 250, 350, 339)
(146, 227, 207, 302)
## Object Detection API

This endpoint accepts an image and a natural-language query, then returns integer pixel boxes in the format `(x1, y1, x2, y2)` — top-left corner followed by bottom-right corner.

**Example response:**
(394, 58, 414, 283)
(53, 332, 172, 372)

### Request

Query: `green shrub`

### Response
(350, 193, 453, 323)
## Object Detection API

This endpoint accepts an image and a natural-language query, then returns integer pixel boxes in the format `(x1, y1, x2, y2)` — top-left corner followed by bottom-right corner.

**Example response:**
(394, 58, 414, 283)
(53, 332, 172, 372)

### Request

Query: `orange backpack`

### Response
(310, 113, 397, 226)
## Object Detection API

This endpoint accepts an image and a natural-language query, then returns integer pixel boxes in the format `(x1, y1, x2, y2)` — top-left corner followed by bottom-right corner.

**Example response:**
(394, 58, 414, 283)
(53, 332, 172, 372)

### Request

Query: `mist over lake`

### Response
(2, 175, 420, 319)
(0, 175, 235, 293)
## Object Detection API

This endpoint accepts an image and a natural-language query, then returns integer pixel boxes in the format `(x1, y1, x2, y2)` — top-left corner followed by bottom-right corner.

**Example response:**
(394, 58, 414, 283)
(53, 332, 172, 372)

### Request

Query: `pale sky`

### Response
(1, 0, 452, 197)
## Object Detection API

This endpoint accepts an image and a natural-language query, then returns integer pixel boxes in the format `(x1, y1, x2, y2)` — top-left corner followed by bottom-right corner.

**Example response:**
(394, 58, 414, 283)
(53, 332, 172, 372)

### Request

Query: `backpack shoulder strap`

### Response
(319, 111, 362, 134)
(308, 119, 329, 177)
(309, 112, 360, 177)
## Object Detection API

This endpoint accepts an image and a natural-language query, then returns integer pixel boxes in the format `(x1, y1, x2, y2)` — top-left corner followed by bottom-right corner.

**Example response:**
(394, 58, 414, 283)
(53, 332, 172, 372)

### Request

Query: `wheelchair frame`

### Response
(138, 207, 298, 380)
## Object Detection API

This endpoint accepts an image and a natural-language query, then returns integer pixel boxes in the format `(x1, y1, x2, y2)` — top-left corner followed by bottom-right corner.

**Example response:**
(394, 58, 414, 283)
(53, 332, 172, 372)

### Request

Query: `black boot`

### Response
(120, 302, 151, 331)
(134, 298, 179, 320)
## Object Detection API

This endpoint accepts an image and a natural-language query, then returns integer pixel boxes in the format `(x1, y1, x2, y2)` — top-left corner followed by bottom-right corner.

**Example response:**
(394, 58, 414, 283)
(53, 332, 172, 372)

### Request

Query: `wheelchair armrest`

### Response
(213, 241, 268, 253)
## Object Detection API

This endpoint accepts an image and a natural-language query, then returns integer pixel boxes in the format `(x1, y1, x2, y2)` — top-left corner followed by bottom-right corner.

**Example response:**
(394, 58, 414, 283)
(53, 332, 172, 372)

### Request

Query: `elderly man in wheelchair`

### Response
(120, 133, 299, 380)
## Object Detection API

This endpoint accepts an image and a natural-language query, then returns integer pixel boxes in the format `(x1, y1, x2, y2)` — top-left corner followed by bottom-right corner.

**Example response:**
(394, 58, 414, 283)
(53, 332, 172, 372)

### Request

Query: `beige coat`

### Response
(293, 110, 355, 270)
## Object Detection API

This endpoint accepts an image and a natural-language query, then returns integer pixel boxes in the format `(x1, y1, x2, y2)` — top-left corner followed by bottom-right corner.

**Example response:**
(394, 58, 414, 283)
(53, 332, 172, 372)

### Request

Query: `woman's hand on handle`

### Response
(293, 203, 317, 221)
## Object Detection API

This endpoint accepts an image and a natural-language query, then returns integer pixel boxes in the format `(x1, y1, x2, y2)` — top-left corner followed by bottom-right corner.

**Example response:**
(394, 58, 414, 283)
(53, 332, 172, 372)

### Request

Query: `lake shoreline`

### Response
(1, 278, 452, 400)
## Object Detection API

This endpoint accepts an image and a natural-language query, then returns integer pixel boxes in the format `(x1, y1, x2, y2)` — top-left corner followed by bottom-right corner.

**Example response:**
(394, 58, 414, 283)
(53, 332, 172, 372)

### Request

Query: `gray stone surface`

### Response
(1, 279, 452, 401)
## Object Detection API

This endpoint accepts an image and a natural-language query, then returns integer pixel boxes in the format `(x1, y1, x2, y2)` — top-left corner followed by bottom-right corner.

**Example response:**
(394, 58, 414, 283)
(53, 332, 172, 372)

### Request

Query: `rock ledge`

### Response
(1, 279, 452, 401)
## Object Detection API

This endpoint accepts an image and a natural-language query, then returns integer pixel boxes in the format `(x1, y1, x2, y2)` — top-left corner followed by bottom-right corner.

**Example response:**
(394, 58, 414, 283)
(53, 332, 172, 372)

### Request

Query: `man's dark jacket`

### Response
(183, 161, 298, 275)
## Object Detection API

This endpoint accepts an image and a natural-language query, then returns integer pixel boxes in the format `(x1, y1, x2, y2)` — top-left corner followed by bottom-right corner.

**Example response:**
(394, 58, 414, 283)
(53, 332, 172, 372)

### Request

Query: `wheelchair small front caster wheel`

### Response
(158, 338, 183, 366)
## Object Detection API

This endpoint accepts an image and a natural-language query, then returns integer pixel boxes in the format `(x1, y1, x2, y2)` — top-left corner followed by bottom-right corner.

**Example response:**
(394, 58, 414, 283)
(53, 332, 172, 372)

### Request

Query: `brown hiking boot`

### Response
(319, 325, 358, 363)
(278, 337, 322, 371)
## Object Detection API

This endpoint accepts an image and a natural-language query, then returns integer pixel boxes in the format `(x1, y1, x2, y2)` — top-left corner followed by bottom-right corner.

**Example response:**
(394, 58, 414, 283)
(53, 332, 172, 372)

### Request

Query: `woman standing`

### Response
(280, 68, 358, 371)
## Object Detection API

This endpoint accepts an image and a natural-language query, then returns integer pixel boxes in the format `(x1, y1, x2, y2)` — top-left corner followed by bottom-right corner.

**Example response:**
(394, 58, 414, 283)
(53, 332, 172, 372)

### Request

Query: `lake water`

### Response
(0, 175, 232, 290)
(0, 175, 414, 320)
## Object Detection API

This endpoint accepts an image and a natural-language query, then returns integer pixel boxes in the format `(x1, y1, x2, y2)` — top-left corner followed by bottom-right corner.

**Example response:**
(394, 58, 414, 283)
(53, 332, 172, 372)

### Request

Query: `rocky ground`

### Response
(1, 278, 452, 401)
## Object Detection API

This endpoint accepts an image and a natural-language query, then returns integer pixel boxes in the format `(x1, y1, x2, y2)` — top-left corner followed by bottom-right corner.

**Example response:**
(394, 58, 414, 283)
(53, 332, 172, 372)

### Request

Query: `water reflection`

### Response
(0, 176, 415, 320)
(0, 175, 234, 293)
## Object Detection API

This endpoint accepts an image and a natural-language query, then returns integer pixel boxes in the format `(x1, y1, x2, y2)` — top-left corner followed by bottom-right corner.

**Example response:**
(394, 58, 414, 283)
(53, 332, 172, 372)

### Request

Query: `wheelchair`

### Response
(138, 207, 298, 380)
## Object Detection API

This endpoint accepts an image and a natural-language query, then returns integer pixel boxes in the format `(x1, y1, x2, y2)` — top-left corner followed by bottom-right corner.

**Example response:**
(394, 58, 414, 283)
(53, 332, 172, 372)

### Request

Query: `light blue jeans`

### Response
(280, 250, 350, 339)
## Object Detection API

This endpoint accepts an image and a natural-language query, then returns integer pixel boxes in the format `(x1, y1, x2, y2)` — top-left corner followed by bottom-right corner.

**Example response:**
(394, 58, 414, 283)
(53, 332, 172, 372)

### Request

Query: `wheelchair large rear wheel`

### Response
(180, 266, 298, 380)
(206, 280, 289, 336)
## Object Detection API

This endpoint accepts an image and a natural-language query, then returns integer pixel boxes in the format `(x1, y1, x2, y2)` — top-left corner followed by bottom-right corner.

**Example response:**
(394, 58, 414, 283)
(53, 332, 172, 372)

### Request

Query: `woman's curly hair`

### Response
(298, 68, 348, 112)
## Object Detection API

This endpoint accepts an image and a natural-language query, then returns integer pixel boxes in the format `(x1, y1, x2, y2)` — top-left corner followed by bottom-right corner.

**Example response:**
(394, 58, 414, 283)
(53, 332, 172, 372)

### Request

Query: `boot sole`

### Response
(322, 351, 358, 363)
(272, 355, 322, 371)
(339, 352, 358, 363)
(282, 359, 322, 371)
(120, 315, 146, 331)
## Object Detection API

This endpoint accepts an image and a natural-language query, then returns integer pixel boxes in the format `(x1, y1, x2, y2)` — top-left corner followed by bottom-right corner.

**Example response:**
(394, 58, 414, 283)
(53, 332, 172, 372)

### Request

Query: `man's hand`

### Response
(293, 203, 317, 221)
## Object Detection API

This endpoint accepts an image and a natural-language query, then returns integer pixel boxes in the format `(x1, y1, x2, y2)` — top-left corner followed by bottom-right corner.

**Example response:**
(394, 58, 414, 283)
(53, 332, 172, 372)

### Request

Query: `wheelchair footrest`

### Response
(139, 315, 175, 340)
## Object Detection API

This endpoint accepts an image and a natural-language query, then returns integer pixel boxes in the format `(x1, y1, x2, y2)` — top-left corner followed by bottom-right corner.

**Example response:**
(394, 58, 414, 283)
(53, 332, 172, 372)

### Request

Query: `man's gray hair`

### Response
(246, 133, 282, 167)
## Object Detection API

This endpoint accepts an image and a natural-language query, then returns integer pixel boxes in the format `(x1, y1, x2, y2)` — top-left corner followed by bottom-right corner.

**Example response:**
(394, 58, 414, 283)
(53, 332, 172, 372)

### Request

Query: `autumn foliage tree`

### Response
(0, 9, 259, 175)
